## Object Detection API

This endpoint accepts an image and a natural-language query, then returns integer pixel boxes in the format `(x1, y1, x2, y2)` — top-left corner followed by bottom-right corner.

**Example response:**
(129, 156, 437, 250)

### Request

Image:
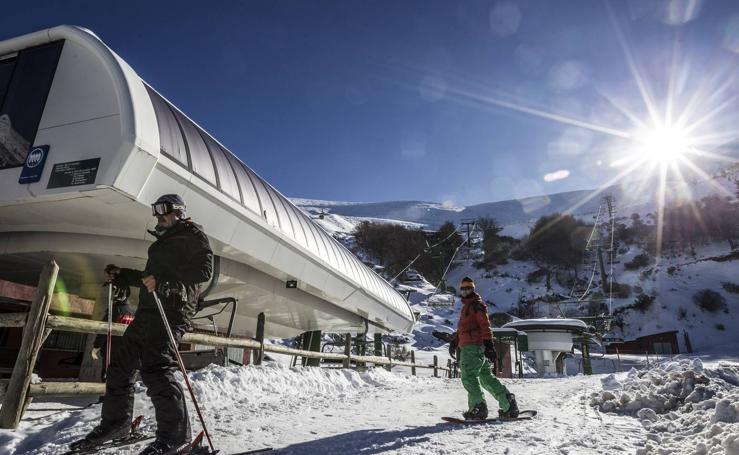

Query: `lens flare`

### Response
(641, 126, 690, 165)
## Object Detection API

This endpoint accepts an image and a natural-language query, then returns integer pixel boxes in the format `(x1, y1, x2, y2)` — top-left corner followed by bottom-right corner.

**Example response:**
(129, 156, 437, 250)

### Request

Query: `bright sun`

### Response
(641, 126, 691, 165)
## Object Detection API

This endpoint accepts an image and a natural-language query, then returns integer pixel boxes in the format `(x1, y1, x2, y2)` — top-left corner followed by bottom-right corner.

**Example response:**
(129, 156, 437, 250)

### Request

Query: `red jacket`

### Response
(455, 293, 493, 347)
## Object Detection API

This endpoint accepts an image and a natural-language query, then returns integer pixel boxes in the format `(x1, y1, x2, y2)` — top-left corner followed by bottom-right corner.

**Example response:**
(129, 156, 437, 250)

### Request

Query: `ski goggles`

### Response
(151, 202, 185, 216)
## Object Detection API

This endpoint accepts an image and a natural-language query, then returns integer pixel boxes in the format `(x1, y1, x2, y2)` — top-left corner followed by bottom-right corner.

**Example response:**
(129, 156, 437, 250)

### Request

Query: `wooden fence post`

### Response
(254, 312, 265, 366)
(342, 334, 352, 369)
(410, 351, 416, 376)
(447, 359, 452, 378)
(0, 260, 58, 429)
(433, 355, 438, 378)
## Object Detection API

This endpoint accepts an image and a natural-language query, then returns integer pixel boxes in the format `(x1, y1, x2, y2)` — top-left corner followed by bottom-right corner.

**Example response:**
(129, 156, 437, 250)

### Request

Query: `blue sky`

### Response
(4, 1, 739, 205)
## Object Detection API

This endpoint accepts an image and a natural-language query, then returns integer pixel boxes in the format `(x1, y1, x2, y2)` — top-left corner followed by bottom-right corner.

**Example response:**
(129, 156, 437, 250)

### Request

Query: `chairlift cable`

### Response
(569, 204, 603, 298)
(431, 222, 477, 296)
(389, 225, 465, 283)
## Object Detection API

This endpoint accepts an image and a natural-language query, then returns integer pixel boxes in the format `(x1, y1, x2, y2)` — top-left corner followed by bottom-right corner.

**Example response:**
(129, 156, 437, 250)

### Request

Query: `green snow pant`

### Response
(460, 344, 510, 411)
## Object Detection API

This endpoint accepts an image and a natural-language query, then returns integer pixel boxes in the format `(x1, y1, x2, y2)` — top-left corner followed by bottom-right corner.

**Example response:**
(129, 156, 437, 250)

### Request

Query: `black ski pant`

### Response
(99, 337, 125, 382)
(100, 312, 190, 444)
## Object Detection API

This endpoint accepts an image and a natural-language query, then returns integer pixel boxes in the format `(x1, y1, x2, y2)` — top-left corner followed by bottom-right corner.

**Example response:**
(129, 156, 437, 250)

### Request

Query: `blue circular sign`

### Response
(26, 147, 45, 168)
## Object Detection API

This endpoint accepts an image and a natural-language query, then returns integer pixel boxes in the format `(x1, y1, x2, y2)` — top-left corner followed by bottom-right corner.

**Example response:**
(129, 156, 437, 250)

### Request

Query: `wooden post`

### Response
(374, 333, 382, 356)
(79, 285, 109, 382)
(0, 260, 58, 429)
(645, 351, 649, 368)
(410, 351, 416, 376)
(342, 333, 352, 369)
(433, 355, 438, 378)
(615, 347, 621, 371)
(386, 345, 392, 371)
(254, 312, 265, 366)
(447, 359, 452, 378)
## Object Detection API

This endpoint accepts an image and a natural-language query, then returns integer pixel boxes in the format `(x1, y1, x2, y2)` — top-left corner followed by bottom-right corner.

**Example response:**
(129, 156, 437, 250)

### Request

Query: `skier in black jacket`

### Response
(71, 194, 214, 455)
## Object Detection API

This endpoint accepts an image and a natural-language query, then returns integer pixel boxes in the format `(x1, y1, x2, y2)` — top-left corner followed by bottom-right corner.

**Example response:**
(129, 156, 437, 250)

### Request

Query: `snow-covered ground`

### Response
(3, 355, 737, 455)
(0, 360, 637, 455)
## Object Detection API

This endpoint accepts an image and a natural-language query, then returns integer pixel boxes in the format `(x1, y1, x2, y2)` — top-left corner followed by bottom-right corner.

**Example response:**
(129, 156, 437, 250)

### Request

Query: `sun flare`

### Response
(641, 126, 691, 166)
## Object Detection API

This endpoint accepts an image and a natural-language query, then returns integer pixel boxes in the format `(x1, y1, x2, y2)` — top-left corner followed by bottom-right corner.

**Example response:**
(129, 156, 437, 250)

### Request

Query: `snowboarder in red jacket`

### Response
(453, 277, 518, 420)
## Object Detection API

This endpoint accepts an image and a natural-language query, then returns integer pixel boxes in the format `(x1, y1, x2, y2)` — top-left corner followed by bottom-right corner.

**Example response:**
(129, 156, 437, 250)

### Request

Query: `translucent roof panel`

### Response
(173, 110, 217, 186)
(199, 131, 241, 202)
(226, 155, 262, 215)
(145, 86, 189, 167)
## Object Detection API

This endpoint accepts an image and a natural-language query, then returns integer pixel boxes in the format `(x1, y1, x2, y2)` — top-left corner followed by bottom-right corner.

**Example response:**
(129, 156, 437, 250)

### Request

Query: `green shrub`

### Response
(490, 312, 512, 327)
(610, 282, 632, 299)
(625, 253, 651, 270)
(633, 294, 656, 312)
(693, 289, 727, 313)
(721, 282, 739, 294)
(526, 268, 548, 284)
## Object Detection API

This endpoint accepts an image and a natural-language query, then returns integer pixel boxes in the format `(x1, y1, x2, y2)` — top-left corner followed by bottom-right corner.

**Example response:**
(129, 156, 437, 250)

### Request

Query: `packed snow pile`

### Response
(590, 358, 739, 455)
(189, 362, 417, 409)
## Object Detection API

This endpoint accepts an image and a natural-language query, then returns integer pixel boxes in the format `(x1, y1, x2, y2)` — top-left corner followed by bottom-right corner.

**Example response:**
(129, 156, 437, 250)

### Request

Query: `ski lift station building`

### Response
(0, 25, 415, 340)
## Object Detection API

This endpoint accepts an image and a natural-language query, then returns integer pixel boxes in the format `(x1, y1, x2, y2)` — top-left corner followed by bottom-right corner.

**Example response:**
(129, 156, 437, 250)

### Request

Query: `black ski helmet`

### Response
(151, 194, 187, 218)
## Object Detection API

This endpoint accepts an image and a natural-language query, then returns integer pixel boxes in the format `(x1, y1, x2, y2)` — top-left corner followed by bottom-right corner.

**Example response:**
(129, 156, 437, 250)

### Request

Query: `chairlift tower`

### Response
(460, 219, 475, 260)
(595, 195, 617, 294)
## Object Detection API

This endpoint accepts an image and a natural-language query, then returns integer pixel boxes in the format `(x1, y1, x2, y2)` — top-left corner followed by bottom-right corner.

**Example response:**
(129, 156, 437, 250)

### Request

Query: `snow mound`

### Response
(190, 362, 417, 410)
(1, 364, 423, 455)
(590, 358, 739, 454)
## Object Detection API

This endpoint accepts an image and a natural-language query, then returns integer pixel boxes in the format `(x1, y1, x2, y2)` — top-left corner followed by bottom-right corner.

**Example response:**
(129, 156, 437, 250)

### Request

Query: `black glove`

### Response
(156, 279, 188, 308)
(432, 330, 455, 343)
(483, 339, 497, 364)
(110, 280, 130, 303)
(448, 339, 458, 360)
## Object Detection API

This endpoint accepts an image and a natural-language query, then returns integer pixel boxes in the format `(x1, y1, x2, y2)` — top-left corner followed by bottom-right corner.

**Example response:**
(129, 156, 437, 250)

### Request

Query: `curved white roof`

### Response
(503, 318, 587, 332)
(0, 25, 414, 335)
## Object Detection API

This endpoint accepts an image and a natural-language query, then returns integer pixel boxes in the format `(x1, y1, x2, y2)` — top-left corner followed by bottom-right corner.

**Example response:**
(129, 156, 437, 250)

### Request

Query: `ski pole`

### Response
(151, 288, 216, 453)
(106, 283, 113, 371)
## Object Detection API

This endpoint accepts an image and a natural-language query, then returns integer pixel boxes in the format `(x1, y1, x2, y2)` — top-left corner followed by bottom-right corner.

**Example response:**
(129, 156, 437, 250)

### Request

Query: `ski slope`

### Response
(3, 356, 737, 454)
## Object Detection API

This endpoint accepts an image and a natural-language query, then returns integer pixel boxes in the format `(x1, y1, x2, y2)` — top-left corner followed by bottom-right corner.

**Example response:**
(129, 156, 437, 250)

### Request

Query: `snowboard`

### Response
(442, 409, 537, 424)
(230, 449, 274, 454)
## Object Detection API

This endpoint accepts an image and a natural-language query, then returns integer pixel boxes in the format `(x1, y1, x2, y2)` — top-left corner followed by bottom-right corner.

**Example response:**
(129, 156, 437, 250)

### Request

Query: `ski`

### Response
(64, 415, 150, 454)
(442, 409, 537, 424)
(62, 432, 153, 454)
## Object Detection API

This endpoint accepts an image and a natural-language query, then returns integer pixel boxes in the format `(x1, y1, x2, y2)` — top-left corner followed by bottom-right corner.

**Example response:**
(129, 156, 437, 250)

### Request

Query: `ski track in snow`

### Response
(0, 363, 649, 455)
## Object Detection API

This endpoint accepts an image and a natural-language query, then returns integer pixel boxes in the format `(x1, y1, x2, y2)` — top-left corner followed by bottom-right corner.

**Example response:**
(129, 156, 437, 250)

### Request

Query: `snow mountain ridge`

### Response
(292, 164, 738, 230)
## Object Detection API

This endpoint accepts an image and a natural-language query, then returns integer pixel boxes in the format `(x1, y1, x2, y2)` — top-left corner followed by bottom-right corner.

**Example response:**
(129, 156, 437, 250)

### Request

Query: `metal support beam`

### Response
(301, 330, 321, 367)
(254, 312, 265, 366)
